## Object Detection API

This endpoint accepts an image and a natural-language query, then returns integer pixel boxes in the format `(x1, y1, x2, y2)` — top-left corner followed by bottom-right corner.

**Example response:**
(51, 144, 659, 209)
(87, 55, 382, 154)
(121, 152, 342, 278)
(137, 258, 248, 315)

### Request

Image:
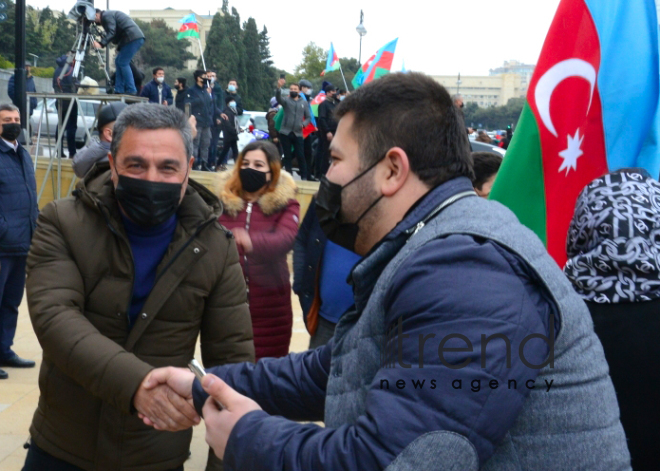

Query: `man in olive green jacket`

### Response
(24, 104, 254, 470)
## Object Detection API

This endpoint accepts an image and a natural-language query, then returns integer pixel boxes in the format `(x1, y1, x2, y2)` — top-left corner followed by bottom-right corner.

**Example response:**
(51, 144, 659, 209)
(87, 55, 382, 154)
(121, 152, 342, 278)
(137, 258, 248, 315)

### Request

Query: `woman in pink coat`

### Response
(216, 141, 300, 360)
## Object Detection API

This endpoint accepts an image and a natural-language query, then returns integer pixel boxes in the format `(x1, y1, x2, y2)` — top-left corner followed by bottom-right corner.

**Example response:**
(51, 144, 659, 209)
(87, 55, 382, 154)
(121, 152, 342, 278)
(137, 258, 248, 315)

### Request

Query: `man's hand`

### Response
(163, 100, 168, 106)
(202, 374, 262, 460)
(221, 113, 229, 121)
(93, 41, 103, 49)
(273, 137, 278, 143)
(134, 373, 200, 432)
(277, 78, 286, 88)
(326, 132, 333, 141)
(216, 119, 221, 125)
(232, 228, 253, 254)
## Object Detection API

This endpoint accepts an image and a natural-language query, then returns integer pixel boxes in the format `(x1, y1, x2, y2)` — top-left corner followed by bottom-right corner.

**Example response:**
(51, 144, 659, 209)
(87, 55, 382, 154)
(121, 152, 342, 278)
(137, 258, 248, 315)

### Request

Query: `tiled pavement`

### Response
(0, 289, 311, 470)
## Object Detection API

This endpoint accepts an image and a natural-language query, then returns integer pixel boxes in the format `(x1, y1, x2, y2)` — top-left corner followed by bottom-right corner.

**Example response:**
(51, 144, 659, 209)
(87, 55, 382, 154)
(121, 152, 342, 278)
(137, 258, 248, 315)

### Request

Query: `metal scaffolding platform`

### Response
(27, 92, 147, 204)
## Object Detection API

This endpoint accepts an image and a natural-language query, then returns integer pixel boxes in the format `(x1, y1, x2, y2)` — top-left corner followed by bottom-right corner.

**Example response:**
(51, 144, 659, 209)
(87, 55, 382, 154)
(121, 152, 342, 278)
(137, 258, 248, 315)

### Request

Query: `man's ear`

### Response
(379, 147, 410, 197)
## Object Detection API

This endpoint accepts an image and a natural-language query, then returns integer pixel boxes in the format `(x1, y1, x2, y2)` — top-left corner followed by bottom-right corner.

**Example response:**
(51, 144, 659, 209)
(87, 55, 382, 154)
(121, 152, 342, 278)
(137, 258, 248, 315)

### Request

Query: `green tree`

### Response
(0, 0, 16, 62)
(134, 19, 194, 69)
(242, 18, 262, 110)
(293, 42, 326, 81)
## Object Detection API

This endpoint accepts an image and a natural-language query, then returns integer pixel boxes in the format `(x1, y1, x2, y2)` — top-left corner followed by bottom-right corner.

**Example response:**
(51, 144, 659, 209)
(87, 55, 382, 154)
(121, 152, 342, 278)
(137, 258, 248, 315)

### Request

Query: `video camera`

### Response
(68, 0, 95, 24)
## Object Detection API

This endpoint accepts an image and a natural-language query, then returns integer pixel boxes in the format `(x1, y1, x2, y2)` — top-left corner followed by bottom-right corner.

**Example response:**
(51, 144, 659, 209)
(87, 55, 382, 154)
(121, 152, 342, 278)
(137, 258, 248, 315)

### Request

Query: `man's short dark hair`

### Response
(95, 8, 102, 14)
(152, 67, 164, 76)
(193, 70, 206, 80)
(471, 151, 503, 190)
(225, 95, 235, 104)
(335, 72, 473, 187)
(176, 77, 186, 87)
(229, 78, 237, 83)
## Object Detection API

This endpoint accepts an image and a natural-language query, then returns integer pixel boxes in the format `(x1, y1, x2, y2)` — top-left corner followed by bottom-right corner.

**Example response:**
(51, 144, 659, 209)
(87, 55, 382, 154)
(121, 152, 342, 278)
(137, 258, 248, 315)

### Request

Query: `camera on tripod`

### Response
(58, 0, 111, 89)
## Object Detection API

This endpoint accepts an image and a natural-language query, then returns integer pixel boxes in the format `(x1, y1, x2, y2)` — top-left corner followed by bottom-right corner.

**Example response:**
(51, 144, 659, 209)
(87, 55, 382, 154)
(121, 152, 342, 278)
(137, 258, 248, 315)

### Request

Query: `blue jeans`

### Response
(114, 38, 144, 94)
(0, 256, 27, 360)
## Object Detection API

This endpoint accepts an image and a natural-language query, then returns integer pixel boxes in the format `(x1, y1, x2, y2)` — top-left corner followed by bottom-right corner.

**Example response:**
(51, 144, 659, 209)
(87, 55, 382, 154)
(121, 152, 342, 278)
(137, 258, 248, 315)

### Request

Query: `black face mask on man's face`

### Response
(1, 122, 22, 142)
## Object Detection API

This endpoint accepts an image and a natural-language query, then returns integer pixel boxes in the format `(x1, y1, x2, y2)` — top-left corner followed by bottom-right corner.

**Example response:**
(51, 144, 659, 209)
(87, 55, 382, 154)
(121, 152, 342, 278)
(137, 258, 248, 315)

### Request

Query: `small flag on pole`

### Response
(178, 13, 200, 40)
(321, 43, 340, 76)
(352, 38, 398, 89)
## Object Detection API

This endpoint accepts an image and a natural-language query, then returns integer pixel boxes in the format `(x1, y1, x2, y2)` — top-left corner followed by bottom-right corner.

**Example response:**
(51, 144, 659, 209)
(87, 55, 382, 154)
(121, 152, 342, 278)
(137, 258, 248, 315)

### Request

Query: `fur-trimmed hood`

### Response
(215, 169, 298, 217)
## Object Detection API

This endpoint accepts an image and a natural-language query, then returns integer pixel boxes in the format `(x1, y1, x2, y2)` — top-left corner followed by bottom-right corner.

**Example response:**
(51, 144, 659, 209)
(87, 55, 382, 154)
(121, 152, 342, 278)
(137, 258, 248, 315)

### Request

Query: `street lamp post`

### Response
(356, 10, 367, 64)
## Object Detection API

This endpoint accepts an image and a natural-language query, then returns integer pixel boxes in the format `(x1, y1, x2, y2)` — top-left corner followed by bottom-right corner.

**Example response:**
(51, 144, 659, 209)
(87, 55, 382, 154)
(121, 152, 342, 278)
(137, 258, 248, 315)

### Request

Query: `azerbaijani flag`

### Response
(352, 39, 398, 89)
(310, 91, 326, 118)
(177, 13, 200, 40)
(321, 43, 340, 76)
(489, 0, 660, 267)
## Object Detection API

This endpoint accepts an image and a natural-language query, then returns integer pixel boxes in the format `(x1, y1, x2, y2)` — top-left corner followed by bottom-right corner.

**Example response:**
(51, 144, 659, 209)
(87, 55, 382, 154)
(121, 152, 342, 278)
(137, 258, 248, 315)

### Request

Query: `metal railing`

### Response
(27, 92, 147, 204)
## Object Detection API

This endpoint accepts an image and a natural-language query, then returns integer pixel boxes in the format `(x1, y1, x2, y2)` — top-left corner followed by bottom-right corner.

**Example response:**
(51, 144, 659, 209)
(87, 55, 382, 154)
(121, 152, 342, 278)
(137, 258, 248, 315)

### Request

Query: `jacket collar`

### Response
(0, 138, 20, 153)
(76, 162, 222, 234)
(350, 176, 476, 312)
(215, 169, 297, 217)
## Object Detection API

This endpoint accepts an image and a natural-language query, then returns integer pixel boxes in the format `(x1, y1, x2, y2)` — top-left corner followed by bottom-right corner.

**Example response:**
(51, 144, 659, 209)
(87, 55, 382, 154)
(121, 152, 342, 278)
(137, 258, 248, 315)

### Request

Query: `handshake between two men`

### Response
(134, 367, 261, 460)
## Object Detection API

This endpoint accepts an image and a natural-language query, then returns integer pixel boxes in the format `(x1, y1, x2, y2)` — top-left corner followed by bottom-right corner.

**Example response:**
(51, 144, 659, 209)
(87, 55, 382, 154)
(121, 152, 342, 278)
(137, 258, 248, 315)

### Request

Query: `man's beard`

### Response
(341, 170, 381, 254)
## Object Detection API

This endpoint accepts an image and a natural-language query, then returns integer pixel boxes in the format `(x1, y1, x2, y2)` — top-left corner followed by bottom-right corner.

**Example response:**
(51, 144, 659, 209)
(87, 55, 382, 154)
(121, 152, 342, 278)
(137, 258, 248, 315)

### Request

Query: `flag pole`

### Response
(197, 36, 207, 70)
(338, 61, 349, 91)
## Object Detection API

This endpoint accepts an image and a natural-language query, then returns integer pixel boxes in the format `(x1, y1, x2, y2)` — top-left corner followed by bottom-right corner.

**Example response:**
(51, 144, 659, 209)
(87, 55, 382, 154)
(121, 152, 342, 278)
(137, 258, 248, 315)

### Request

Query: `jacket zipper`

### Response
(404, 191, 477, 240)
(243, 202, 253, 304)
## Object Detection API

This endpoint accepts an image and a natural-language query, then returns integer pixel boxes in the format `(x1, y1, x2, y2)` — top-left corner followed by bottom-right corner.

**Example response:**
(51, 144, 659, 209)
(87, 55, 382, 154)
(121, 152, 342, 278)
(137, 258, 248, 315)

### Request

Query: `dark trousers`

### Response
(218, 138, 239, 166)
(208, 124, 221, 167)
(316, 134, 331, 178)
(308, 316, 337, 349)
(304, 134, 314, 179)
(56, 99, 78, 157)
(280, 132, 306, 179)
(0, 256, 26, 360)
(23, 443, 185, 471)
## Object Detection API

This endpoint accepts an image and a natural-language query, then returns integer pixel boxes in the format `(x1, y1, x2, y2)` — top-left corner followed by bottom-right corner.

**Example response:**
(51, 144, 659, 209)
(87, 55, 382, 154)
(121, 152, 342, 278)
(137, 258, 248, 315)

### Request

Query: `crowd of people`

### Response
(1, 65, 658, 470)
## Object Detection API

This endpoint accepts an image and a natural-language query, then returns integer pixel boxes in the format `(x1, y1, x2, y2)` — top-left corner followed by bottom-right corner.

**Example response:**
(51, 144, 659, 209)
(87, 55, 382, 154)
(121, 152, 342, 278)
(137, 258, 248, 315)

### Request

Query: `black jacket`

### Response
(585, 299, 660, 471)
(99, 10, 145, 50)
(211, 83, 225, 118)
(317, 97, 338, 137)
(220, 105, 240, 141)
(140, 79, 174, 105)
(225, 91, 244, 116)
(8, 74, 37, 114)
(175, 87, 187, 112)
(183, 85, 214, 128)
(292, 198, 326, 323)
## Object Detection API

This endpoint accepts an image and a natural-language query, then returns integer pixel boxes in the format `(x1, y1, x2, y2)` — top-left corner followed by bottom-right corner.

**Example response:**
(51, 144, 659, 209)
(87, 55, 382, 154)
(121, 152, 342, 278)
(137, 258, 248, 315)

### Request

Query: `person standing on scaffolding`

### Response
(92, 9, 145, 95)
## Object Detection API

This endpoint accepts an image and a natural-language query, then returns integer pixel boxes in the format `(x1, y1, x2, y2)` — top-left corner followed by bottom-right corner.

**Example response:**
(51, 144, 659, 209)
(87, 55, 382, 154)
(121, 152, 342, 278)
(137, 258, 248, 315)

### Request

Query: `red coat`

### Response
(217, 171, 300, 360)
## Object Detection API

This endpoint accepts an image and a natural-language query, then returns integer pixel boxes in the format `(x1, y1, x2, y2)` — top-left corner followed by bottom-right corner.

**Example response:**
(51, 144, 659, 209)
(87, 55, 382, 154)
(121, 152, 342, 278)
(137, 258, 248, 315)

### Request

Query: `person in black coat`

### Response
(173, 77, 187, 112)
(564, 168, 660, 471)
(93, 9, 145, 94)
(53, 55, 78, 158)
(217, 95, 241, 170)
(7, 63, 37, 116)
(184, 70, 214, 170)
(0, 104, 39, 379)
(316, 84, 339, 177)
(292, 197, 361, 348)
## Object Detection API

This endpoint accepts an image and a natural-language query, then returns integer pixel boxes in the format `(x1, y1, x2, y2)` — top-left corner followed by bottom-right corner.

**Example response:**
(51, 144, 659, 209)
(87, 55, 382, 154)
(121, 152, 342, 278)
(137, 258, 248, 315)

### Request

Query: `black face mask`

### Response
(289, 91, 298, 98)
(115, 171, 187, 227)
(315, 156, 385, 253)
(240, 167, 269, 193)
(1, 123, 21, 142)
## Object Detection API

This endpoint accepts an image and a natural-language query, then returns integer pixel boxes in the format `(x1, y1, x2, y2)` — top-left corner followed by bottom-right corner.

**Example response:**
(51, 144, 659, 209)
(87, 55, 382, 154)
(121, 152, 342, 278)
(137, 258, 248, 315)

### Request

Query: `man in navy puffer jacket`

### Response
(141, 73, 630, 470)
(0, 104, 38, 379)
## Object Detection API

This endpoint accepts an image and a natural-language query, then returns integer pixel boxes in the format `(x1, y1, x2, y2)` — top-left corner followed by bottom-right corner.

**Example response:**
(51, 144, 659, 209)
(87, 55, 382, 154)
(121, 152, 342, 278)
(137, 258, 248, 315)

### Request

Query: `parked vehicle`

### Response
(30, 99, 101, 147)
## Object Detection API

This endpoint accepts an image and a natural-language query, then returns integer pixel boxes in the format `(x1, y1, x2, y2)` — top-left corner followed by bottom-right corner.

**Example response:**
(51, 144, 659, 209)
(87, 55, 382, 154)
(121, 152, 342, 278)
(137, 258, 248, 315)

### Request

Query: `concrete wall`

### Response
(0, 69, 54, 104)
